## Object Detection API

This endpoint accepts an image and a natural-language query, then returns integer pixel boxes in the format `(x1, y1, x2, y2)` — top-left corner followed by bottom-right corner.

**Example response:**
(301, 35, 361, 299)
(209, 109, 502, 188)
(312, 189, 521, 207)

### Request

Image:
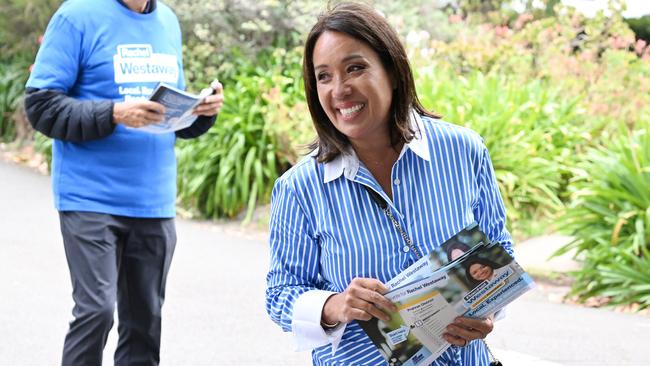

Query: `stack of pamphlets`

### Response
(137, 82, 212, 134)
(358, 222, 535, 366)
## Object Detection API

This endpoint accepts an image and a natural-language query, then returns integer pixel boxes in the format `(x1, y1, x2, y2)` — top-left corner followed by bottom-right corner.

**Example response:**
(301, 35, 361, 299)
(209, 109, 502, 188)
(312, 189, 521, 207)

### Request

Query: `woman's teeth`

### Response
(340, 104, 364, 117)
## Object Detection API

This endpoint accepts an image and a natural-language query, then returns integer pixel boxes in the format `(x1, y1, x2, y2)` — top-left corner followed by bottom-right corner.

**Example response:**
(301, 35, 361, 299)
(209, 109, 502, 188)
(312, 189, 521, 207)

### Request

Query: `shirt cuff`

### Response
(291, 290, 346, 354)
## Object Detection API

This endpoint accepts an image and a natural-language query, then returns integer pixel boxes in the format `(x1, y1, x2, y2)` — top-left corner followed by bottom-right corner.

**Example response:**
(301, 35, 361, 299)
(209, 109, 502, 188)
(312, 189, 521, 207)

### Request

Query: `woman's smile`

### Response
(338, 103, 365, 120)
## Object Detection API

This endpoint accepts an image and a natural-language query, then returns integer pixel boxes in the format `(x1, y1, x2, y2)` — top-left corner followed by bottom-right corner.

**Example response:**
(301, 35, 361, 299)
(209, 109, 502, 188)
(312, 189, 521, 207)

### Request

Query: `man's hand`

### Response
(113, 101, 165, 128)
(321, 277, 398, 326)
(193, 79, 224, 117)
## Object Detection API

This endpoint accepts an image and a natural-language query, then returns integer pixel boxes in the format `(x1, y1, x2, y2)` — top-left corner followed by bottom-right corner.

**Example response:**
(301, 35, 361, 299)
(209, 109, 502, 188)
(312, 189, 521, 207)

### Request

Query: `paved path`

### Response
(1, 160, 649, 365)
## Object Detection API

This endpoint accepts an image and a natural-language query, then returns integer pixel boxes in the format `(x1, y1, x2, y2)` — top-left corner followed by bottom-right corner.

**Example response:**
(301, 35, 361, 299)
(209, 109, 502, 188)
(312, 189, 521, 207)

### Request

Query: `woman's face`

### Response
(469, 263, 493, 281)
(450, 248, 465, 261)
(312, 31, 394, 146)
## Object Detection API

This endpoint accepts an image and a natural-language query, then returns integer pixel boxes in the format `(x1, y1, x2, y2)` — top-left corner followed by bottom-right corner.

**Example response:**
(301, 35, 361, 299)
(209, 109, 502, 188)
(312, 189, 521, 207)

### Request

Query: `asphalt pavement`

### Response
(1, 159, 649, 365)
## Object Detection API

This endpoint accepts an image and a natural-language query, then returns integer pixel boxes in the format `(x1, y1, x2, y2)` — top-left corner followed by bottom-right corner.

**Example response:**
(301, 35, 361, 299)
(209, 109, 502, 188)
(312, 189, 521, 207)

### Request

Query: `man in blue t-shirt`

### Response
(24, 1, 224, 365)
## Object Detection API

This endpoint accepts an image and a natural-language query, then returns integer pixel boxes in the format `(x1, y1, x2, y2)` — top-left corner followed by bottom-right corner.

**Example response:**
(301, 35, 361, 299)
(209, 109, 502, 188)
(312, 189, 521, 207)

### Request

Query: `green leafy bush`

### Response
(414, 64, 587, 236)
(556, 123, 650, 308)
(0, 62, 28, 142)
(625, 15, 650, 42)
(0, 0, 59, 63)
(34, 132, 52, 169)
(176, 47, 308, 221)
(421, 4, 650, 129)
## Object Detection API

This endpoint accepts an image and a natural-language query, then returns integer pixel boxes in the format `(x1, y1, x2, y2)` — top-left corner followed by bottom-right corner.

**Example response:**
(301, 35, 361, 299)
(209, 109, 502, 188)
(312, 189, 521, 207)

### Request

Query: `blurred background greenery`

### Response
(1, 0, 648, 308)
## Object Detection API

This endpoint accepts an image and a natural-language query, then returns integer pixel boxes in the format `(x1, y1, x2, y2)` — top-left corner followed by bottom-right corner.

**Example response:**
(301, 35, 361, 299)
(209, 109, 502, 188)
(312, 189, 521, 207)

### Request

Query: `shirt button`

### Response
(402, 246, 410, 253)
(394, 178, 401, 185)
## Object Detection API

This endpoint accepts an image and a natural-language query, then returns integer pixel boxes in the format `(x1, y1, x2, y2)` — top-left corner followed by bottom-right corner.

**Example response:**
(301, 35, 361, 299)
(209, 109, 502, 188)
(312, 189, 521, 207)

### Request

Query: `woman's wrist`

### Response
(321, 293, 341, 328)
(320, 319, 340, 329)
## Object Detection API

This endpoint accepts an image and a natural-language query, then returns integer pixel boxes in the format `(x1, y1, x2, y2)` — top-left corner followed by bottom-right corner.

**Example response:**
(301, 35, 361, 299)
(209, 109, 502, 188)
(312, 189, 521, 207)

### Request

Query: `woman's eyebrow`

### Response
(314, 54, 366, 71)
(341, 54, 365, 62)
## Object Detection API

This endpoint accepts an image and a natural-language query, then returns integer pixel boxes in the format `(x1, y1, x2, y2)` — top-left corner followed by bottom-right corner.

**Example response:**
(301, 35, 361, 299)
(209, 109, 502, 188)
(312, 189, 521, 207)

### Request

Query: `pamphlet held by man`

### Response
(358, 223, 535, 366)
(137, 82, 213, 134)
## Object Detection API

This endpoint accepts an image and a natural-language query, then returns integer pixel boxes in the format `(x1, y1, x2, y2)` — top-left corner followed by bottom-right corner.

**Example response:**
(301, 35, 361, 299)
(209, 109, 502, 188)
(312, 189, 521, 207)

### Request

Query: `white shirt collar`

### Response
(323, 111, 430, 183)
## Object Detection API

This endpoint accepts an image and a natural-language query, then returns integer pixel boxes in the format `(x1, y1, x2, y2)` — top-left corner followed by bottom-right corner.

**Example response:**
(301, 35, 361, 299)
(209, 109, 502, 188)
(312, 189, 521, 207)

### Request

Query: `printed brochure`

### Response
(358, 223, 535, 366)
(136, 82, 211, 134)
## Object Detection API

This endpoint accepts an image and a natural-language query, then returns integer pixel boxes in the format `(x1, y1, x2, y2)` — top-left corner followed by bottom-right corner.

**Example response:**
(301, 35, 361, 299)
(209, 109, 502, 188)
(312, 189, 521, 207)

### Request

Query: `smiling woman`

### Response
(312, 31, 394, 143)
(265, 2, 515, 365)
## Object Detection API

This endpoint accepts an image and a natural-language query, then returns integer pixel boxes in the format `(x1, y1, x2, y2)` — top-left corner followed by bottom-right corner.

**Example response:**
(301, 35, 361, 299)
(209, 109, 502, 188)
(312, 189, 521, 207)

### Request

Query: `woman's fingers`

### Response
(348, 287, 395, 312)
(444, 323, 483, 340)
(336, 277, 397, 323)
(351, 277, 390, 294)
(443, 317, 494, 347)
(344, 296, 391, 322)
(454, 317, 494, 337)
(443, 332, 468, 347)
(349, 278, 397, 311)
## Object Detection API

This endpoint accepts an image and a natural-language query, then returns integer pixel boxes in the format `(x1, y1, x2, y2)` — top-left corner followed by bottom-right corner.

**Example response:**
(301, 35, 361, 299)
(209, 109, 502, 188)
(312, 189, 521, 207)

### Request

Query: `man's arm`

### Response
(24, 87, 115, 142)
(175, 115, 216, 139)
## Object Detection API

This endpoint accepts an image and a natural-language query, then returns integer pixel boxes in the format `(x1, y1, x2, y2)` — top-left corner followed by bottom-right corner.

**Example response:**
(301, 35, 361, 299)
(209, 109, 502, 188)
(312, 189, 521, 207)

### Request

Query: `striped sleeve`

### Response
(265, 176, 321, 332)
(473, 142, 514, 255)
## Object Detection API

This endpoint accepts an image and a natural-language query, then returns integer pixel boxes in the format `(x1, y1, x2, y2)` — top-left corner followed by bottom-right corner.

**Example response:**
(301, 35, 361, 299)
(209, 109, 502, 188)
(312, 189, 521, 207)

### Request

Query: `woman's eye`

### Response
(317, 72, 330, 81)
(347, 64, 365, 73)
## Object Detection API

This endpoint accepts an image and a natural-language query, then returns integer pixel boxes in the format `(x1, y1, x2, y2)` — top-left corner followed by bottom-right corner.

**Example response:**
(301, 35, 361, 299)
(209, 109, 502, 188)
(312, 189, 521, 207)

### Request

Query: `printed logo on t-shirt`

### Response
(113, 44, 179, 84)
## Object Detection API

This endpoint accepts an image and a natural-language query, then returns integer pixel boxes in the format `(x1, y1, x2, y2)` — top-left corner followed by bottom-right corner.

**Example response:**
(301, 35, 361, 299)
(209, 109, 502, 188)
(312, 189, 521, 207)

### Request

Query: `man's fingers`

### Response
(204, 93, 224, 104)
(210, 79, 223, 93)
(139, 100, 166, 114)
(194, 100, 222, 113)
(142, 109, 164, 123)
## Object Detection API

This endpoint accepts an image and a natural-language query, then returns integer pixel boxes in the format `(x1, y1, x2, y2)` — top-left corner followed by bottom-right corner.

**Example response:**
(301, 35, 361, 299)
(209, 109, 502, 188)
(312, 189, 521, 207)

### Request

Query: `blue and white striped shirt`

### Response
(266, 114, 513, 365)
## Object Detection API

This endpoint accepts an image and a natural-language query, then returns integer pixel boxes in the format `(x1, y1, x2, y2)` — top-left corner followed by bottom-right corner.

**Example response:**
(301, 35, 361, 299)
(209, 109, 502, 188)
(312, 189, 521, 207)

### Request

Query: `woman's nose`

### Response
(332, 77, 352, 99)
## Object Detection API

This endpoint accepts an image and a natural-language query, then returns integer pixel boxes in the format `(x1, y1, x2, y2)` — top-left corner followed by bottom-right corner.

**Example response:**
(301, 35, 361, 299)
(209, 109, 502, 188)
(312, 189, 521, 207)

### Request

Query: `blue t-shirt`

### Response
(27, 0, 185, 218)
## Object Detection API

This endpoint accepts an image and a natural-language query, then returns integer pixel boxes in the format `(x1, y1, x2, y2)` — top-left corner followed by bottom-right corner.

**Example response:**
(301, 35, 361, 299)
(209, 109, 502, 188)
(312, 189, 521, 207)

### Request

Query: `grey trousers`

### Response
(59, 211, 176, 366)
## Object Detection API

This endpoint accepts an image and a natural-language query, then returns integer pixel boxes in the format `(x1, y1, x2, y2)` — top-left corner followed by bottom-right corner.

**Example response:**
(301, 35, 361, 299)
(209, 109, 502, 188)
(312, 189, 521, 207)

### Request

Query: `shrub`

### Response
(0, 0, 59, 63)
(0, 62, 29, 142)
(556, 123, 650, 308)
(625, 15, 650, 42)
(176, 47, 308, 222)
(413, 64, 587, 237)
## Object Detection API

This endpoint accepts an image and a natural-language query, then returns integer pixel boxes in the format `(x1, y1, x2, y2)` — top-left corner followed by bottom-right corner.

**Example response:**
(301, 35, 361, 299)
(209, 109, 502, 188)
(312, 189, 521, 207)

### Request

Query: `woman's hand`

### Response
(443, 316, 494, 347)
(193, 79, 224, 117)
(321, 277, 398, 326)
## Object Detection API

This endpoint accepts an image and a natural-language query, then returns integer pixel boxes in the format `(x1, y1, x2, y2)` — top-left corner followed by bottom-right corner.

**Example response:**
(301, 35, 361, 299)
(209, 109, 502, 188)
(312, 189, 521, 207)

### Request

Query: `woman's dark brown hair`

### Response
(304, 1, 440, 163)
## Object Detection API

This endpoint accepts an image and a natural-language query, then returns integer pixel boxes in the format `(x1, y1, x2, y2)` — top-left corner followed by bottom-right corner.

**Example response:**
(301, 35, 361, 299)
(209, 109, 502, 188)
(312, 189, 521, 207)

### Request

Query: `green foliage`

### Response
(414, 65, 587, 236)
(556, 123, 650, 308)
(420, 3, 650, 132)
(0, 0, 59, 63)
(176, 47, 308, 222)
(625, 15, 650, 42)
(0, 62, 29, 142)
(166, 0, 319, 62)
(34, 132, 52, 170)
